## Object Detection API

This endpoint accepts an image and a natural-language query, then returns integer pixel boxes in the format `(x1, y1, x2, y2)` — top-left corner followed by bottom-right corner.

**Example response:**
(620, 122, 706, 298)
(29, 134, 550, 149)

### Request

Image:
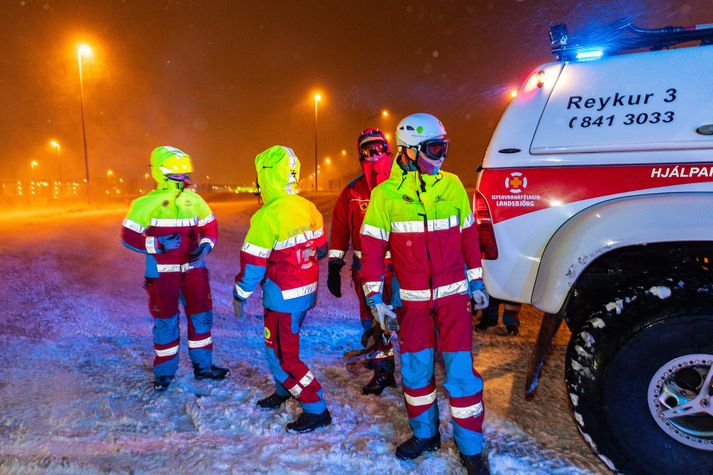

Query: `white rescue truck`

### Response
(475, 22, 713, 474)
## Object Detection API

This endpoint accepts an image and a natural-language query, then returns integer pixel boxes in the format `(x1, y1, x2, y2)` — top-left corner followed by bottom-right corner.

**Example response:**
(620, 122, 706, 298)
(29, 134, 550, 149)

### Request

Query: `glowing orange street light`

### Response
(385, 133, 391, 141)
(509, 89, 518, 98)
(77, 43, 93, 202)
(50, 140, 62, 183)
(341, 149, 347, 156)
(106, 169, 114, 177)
(382, 109, 389, 117)
(30, 160, 39, 169)
(325, 157, 331, 165)
(313, 92, 323, 191)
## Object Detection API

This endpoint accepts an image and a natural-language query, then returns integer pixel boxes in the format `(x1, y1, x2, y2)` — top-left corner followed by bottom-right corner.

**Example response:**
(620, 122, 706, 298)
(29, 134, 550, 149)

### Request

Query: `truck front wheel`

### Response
(566, 283, 713, 474)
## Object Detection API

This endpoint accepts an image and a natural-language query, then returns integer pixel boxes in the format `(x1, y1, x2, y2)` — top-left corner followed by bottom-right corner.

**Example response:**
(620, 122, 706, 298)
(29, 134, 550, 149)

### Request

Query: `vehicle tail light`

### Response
(474, 191, 498, 259)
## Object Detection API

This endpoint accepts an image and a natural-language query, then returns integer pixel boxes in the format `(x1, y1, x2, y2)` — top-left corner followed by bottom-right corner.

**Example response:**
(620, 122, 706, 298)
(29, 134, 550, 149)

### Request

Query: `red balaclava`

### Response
(357, 128, 392, 190)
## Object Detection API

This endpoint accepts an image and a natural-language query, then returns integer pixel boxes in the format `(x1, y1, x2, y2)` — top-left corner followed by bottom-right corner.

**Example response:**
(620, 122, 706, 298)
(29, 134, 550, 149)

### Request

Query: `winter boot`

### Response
(362, 368, 397, 395)
(193, 364, 230, 380)
(459, 452, 490, 475)
(257, 392, 290, 410)
(154, 375, 174, 391)
(286, 409, 332, 433)
(503, 311, 520, 336)
(474, 317, 498, 332)
(395, 433, 441, 460)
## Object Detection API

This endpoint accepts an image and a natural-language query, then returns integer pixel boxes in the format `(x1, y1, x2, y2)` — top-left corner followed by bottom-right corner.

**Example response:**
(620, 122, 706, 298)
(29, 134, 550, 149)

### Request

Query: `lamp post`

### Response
(30, 160, 39, 203)
(77, 44, 92, 202)
(50, 140, 61, 183)
(313, 93, 321, 191)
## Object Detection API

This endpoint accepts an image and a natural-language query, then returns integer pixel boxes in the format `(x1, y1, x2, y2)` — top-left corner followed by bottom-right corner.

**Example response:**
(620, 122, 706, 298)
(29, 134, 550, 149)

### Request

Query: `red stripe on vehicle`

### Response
(479, 163, 713, 223)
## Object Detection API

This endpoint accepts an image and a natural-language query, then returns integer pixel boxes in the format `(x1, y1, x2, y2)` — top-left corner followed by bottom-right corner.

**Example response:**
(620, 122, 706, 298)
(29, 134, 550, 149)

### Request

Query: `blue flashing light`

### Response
(575, 49, 604, 61)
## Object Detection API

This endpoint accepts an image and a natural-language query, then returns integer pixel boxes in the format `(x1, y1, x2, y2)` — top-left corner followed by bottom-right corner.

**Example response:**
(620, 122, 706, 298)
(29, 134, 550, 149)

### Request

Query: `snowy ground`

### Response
(0, 195, 608, 474)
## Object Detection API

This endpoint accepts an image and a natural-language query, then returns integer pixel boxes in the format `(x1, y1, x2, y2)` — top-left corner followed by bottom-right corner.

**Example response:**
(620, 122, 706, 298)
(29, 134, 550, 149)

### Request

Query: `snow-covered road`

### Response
(0, 196, 608, 474)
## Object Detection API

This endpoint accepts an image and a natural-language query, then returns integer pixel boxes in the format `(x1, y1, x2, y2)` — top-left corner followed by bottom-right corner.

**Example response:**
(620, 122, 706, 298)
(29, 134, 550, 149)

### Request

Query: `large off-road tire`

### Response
(565, 279, 713, 475)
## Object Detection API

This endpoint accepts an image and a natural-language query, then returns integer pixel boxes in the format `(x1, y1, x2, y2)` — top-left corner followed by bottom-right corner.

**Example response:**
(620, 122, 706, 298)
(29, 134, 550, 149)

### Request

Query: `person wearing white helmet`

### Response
(359, 113, 490, 474)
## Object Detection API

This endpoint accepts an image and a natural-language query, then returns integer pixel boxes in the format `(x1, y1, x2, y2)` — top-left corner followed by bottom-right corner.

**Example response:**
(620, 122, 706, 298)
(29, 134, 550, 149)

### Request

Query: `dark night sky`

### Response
(2, 0, 710, 188)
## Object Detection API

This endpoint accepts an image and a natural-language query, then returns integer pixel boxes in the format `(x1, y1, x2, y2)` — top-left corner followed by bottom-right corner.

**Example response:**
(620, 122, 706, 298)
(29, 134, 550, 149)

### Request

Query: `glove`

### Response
(470, 279, 489, 311)
(157, 233, 181, 251)
(233, 298, 245, 320)
(327, 259, 344, 297)
(369, 302, 398, 332)
(188, 242, 211, 269)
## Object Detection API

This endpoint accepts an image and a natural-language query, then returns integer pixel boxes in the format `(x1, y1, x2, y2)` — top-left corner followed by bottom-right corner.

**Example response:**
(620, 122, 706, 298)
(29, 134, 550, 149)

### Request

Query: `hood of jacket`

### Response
(150, 146, 192, 191)
(255, 145, 300, 202)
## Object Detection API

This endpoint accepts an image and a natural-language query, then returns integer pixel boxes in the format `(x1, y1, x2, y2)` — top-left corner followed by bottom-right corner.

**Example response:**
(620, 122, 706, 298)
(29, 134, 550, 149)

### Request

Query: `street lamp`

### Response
(30, 160, 39, 182)
(77, 44, 92, 202)
(313, 93, 322, 191)
(50, 140, 61, 183)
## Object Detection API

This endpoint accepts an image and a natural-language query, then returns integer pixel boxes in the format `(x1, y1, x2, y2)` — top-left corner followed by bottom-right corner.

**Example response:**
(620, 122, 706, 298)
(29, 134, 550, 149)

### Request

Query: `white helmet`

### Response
(396, 113, 447, 148)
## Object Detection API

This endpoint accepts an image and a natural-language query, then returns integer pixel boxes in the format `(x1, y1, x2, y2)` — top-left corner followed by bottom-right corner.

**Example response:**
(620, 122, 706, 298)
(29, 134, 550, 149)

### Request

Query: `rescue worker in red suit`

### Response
(121, 146, 229, 391)
(360, 114, 490, 474)
(327, 128, 396, 395)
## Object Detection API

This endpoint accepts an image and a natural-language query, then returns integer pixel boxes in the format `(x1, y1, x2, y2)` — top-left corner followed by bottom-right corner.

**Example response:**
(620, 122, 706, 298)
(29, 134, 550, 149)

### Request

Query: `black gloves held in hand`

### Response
(327, 259, 345, 298)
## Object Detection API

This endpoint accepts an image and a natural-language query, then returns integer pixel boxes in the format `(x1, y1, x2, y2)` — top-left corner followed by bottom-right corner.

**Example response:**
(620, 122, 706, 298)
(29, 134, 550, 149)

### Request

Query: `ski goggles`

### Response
(419, 139, 449, 161)
(359, 140, 389, 161)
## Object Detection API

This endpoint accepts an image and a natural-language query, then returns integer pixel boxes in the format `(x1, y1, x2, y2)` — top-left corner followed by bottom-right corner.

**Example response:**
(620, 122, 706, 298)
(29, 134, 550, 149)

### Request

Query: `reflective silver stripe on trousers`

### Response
(123, 218, 145, 233)
(241, 242, 272, 258)
(234, 284, 253, 300)
(362, 281, 383, 295)
(328, 249, 345, 259)
(146, 237, 158, 254)
(150, 217, 199, 227)
(353, 250, 362, 259)
(188, 336, 213, 349)
(399, 288, 431, 301)
(156, 263, 192, 273)
(400, 280, 469, 301)
(198, 214, 215, 226)
(299, 371, 314, 387)
(288, 384, 303, 397)
(281, 282, 317, 300)
(155, 345, 179, 357)
(361, 223, 390, 241)
(273, 228, 324, 250)
(450, 402, 483, 419)
(404, 390, 437, 407)
(467, 267, 483, 280)
(433, 280, 468, 299)
(199, 237, 215, 249)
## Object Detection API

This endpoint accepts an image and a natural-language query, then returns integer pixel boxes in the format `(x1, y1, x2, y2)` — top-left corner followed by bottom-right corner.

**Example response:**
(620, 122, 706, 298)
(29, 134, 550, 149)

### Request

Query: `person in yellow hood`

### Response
(121, 146, 229, 391)
(233, 145, 331, 433)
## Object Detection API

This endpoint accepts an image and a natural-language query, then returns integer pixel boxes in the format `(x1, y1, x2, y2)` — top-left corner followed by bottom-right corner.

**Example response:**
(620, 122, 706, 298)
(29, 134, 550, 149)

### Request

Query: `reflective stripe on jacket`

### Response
(121, 184, 217, 277)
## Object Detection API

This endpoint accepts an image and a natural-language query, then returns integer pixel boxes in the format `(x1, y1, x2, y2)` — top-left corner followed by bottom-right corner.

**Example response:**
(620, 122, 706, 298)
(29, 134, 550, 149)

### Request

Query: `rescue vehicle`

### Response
(475, 21, 713, 474)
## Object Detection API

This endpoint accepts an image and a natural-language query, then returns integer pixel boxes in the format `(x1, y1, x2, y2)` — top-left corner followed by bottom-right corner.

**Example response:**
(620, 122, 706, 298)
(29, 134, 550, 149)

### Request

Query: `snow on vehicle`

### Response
(475, 21, 713, 475)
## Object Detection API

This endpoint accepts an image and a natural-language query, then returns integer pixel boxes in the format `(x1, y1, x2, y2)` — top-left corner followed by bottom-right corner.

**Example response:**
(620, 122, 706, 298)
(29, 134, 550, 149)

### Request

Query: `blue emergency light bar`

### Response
(549, 21, 713, 61)
(575, 49, 604, 60)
